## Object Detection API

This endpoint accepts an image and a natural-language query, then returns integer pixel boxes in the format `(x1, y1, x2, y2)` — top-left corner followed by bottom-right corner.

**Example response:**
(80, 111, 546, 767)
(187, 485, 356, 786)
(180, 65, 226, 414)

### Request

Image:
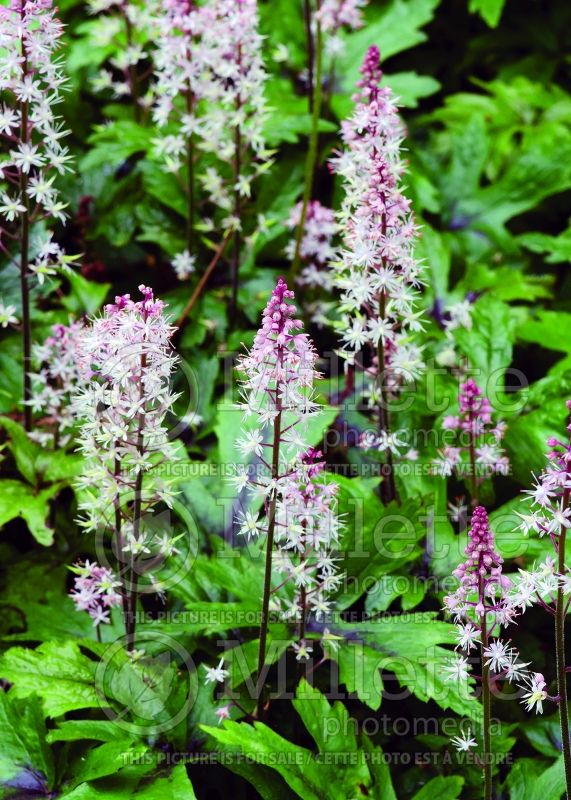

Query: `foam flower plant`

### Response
(72, 286, 182, 650)
(199, 0, 272, 316)
(152, 0, 212, 271)
(231, 277, 321, 717)
(0, 0, 76, 430)
(444, 506, 527, 800)
(329, 45, 425, 502)
(508, 401, 571, 797)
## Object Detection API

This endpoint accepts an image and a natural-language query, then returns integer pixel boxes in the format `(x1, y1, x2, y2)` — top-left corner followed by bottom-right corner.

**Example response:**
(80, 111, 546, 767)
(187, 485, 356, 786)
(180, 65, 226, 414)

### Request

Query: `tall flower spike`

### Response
(433, 378, 509, 501)
(330, 45, 424, 374)
(329, 46, 424, 502)
(234, 278, 321, 717)
(274, 448, 344, 659)
(152, 0, 212, 268)
(444, 506, 524, 800)
(73, 286, 181, 649)
(0, 0, 75, 430)
(199, 0, 271, 315)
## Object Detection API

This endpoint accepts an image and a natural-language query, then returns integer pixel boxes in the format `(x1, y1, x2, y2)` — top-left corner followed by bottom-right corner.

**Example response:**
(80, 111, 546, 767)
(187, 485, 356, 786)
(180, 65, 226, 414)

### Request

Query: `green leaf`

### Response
(0, 480, 60, 546)
(135, 765, 198, 799)
(335, 643, 385, 711)
(468, 0, 506, 27)
(0, 641, 100, 717)
(293, 679, 362, 757)
(334, 615, 482, 721)
(0, 416, 40, 485)
(503, 400, 567, 486)
(336, 0, 441, 90)
(81, 122, 152, 172)
(66, 742, 150, 790)
(0, 692, 54, 793)
(516, 310, 571, 353)
(203, 720, 333, 800)
(61, 270, 111, 315)
(47, 720, 136, 744)
(519, 225, 571, 264)
(454, 296, 515, 388)
(411, 775, 464, 800)
(507, 756, 565, 800)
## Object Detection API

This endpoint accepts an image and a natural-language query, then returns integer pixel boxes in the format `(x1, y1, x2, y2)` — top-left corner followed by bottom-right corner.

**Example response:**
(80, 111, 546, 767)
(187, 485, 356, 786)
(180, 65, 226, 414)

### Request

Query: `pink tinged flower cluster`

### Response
(73, 286, 181, 568)
(329, 46, 425, 383)
(433, 378, 509, 479)
(316, 0, 368, 33)
(443, 507, 529, 687)
(286, 201, 338, 291)
(28, 320, 86, 446)
(274, 449, 344, 624)
(152, 0, 210, 157)
(515, 404, 571, 539)
(234, 278, 321, 521)
(0, 0, 73, 265)
(69, 559, 122, 626)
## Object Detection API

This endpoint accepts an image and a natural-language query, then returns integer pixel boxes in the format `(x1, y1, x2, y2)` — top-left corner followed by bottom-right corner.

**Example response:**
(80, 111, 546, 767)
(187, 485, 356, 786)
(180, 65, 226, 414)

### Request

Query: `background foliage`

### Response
(1, 0, 571, 797)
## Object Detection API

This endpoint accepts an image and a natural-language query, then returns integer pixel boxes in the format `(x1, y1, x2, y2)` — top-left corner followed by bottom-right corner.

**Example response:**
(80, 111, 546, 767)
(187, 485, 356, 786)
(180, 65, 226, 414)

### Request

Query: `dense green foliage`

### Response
(1, 0, 571, 798)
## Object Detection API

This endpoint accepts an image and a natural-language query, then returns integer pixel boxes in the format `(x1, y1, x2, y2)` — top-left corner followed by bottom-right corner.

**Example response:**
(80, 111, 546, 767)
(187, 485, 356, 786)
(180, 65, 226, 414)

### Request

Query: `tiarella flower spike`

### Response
(72, 286, 182, 647)
(198, 0, 271, 222)
(443, 506, 527, 787)
(232, 278, 322, 717)
(316, 0, 368, 58)
(508, 402, 571, 736)
(330, 45, 424, 376)
(88, 0, 155, 115)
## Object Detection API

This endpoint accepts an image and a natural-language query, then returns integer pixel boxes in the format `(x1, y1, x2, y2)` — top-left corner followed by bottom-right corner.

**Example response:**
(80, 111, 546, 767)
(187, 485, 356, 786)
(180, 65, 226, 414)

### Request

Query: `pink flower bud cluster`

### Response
(73, 286, 181, 574)
(274, 448, 344, 624)
(443, 507, 529, 690)
(329, 46, 425, 384)
(433, 379, 509, 479)
(0, 0, 73, 267)
(446, 506, 510, 619)
(28, 320, 85, 446)
(286, 201, 337, 291)
(69, 559, 122, 627)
